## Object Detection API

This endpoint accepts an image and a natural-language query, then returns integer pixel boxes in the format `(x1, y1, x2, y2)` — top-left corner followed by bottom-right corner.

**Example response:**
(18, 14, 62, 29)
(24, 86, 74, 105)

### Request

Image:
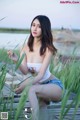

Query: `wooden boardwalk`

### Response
(0, 72, 80, 120)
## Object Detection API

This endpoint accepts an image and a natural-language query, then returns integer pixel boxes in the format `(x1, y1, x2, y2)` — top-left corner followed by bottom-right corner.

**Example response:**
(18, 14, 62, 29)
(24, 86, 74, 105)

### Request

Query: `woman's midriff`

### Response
(39, 74, 56, 84)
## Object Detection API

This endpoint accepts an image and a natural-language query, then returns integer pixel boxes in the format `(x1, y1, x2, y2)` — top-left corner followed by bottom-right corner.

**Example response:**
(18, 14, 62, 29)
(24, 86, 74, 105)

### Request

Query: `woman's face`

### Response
(31, 19, 42, 38)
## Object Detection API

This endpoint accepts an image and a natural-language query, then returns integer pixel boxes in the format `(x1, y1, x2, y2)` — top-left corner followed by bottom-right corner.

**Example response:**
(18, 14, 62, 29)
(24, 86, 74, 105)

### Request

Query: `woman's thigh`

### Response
(30, 84, 63, 101)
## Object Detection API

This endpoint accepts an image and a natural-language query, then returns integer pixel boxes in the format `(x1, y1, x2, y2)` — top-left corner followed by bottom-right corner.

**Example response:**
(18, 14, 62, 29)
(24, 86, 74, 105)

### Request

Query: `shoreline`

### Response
(0, 28, 30, 34)
(0, 28, 80, 56)
(0, 27, 80, 34)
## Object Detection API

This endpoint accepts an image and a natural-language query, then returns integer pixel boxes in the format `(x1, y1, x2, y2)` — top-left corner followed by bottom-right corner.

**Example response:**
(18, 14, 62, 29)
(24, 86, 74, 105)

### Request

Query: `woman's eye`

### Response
(32, 24, 41, 28)
(32, 24, 35, 27)
(38, 25, 41, 28)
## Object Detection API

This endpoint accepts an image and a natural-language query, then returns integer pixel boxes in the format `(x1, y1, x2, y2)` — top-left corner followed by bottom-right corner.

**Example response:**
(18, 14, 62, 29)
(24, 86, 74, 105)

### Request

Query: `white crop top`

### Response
(27, 63, 51, 82)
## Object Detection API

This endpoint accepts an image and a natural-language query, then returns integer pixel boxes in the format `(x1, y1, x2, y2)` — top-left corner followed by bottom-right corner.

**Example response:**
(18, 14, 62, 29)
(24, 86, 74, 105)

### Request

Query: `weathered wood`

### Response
(1, 92, 80, 120)
(0, 73, 80, 120)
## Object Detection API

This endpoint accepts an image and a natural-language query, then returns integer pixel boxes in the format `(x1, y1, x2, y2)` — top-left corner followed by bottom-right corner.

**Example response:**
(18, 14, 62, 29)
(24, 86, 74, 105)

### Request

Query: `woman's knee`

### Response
(28, 85, 43, 97)
(29, 85, 37, 94)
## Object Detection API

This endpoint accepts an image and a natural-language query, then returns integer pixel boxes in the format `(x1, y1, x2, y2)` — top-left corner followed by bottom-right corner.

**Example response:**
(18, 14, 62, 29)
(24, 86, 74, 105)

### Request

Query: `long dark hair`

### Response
(27, 15, 57, 55)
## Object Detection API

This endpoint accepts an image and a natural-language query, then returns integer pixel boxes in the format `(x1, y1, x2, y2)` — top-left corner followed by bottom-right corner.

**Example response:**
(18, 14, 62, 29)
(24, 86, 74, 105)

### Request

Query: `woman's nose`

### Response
(34, 26, 37, 30)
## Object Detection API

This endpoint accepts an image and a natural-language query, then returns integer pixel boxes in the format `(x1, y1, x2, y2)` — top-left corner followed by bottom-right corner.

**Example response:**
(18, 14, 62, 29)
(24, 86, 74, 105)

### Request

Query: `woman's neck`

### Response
(34, 38, 41, 45)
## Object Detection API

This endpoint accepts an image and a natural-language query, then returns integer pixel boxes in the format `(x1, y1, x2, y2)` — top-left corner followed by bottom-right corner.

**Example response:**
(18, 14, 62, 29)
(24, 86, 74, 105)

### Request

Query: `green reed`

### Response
(0, 46, 80, 120)
(52, 55, 80, 120)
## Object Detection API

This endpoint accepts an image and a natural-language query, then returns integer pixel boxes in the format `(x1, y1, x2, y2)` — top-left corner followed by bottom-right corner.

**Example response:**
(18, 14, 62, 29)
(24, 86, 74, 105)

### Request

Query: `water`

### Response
(0, 32, 80, 56)
(0, 33, 29, 49)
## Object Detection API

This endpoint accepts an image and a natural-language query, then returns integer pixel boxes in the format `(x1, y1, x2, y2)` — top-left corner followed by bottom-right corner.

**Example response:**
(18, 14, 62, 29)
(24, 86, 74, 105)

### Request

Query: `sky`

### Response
(0, 0, 80, 29)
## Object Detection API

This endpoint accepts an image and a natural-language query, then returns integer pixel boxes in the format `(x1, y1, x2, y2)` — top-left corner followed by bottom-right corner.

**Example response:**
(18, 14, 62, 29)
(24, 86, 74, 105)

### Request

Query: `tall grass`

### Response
(0, 64, 7, 91)
(0, 47, 80, 120)
(51, 56, 80, 120)
(0, 47, 30, 120)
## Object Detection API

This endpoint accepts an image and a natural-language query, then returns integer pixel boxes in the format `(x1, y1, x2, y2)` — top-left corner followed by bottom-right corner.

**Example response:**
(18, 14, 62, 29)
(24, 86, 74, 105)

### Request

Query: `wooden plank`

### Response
(0, 73, 80, 119)
(1, 94, 80, 119)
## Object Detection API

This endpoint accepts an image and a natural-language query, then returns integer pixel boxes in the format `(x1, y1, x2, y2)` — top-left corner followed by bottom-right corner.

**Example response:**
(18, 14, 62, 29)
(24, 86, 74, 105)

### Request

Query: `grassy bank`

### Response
(0, 27, 30, 34)
(0, 27, 80, 33)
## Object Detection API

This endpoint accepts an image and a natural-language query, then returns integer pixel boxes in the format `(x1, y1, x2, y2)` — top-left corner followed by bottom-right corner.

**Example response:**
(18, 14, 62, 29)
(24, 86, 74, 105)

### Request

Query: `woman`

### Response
(7, 15, 63, 120)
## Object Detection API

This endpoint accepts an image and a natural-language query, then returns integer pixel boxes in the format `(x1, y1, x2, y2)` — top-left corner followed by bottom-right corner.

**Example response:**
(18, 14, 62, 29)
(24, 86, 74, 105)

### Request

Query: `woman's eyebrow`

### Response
(32, 22, 40, 26)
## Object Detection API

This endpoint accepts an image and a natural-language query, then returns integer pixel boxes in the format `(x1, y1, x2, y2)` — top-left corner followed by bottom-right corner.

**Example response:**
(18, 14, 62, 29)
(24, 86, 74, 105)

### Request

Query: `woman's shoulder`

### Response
(19, 42, 28, 53)
(45, 47, 53, 55)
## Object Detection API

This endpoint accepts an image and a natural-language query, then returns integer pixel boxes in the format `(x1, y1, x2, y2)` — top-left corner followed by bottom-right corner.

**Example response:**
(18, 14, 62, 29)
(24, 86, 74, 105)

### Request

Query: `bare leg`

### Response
(28, 84, 63, 120)
(28, 86, 39, 120)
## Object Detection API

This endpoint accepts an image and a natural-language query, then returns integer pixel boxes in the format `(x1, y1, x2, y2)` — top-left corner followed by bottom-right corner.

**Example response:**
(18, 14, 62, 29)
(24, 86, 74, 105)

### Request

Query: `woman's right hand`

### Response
(7, 50, 18, 63)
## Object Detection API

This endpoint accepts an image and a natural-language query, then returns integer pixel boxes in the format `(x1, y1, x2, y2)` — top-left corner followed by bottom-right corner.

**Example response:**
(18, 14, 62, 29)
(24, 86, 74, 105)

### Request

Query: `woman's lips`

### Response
(33, 32, 37, 34)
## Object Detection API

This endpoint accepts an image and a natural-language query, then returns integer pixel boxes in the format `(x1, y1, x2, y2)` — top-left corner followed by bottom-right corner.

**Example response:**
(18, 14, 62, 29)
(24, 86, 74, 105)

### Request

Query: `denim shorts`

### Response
(42, 79, 63, 90)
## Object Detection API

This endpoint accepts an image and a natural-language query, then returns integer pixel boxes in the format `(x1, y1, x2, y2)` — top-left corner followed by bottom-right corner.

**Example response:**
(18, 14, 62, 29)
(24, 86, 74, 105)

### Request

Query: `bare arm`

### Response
(32, 48, 52, 84)
(7, 46, 28, 75)
(19, 59, 28, 75)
